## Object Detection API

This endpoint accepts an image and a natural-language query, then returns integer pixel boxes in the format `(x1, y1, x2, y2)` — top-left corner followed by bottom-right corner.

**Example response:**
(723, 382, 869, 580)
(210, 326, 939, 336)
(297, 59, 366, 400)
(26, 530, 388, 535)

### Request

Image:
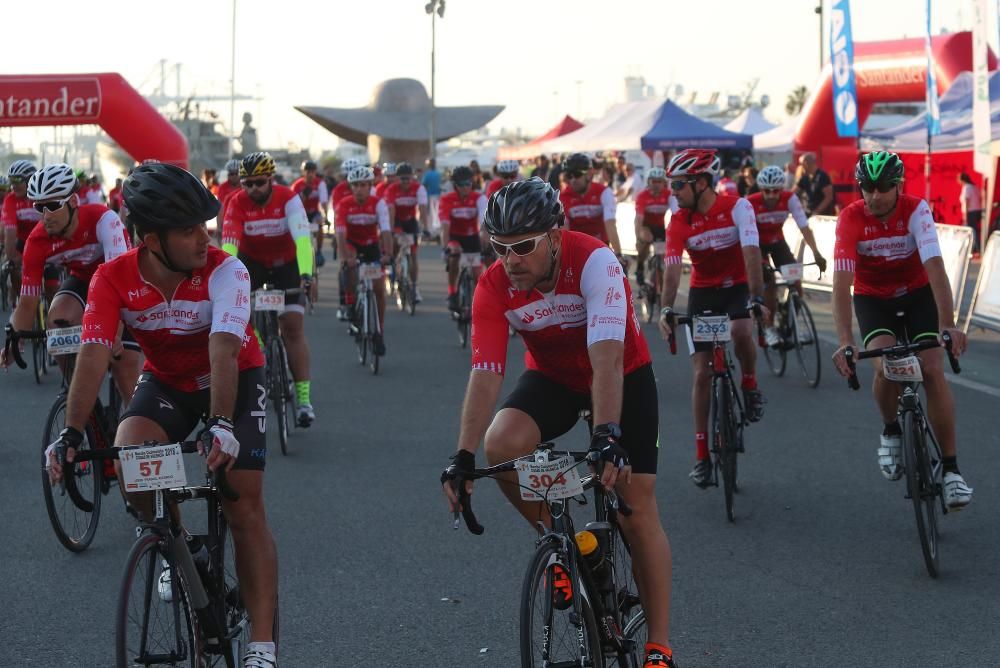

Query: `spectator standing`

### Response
(469, 160, 485, 192)
(796, 152, 835, 216)
(530, 154, 550, 181)
(107, 177, 124, 213)
(547, 154, 563, 191)
(959, 172, 984, 255)
(618, 163, 645, 202)
(422, 158, 442, 237)
(737, 165, 759, 197)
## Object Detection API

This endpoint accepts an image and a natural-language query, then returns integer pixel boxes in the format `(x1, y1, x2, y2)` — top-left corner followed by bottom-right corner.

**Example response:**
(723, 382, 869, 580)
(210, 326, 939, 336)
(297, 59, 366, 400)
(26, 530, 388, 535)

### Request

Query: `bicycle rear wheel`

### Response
(267, 338, 290, 456)
(367, 290, 380, 375)
(356, 292, 368, 365)
(791, 293, 821, 388)
(903, 410, 940, 578)
(457, 270, 472, 348)
(42, 395, 101, 552)
(520, 542, 603, 668)
(715, 379, 739, 522)
(116, 532, 201, 668)
(763, 299, 787, 377)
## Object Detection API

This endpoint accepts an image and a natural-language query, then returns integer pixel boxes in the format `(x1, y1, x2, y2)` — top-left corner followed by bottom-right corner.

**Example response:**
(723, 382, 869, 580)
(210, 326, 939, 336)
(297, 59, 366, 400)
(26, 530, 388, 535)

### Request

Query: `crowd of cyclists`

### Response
(0, 142, 976, 667)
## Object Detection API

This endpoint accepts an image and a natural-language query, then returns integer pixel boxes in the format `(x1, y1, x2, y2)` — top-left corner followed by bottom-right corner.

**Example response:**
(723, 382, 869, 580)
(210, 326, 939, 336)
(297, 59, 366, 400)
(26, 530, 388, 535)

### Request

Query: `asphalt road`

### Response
(2, 245, 999, 667)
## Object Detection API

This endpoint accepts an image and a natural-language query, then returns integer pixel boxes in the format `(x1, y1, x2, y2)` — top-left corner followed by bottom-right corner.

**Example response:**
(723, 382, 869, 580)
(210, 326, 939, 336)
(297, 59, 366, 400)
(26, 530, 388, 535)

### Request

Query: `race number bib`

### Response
(691, 315, 732, 343)
(459, 253, 482, 269)
(397, 233, 415, 246)
(779, 263, 803, 282)
(359, 264, 384, 280)
(515, 454, 585, 502)
(46, 325, 83, 356)
(254, 290, 285, 312)
(652, 241, 666, 256)
(120, 443, 187, 492)
(883, 355, 923, 383)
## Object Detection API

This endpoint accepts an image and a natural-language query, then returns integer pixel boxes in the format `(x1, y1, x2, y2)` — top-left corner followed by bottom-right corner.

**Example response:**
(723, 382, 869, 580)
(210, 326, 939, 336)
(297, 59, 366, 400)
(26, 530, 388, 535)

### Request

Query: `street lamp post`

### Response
(425, 0, 445, 160)
(815, 3, 823, 71)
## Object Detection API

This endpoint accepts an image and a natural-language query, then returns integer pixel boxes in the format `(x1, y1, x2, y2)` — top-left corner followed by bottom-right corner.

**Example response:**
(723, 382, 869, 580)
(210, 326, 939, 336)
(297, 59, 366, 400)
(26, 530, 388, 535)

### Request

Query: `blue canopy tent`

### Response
(640, 100, 753, 151)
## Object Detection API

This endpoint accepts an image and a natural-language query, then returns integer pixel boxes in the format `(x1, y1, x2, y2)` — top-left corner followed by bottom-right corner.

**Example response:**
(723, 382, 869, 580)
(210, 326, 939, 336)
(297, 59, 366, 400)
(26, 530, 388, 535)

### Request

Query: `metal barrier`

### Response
(964, 231, 1000, 333)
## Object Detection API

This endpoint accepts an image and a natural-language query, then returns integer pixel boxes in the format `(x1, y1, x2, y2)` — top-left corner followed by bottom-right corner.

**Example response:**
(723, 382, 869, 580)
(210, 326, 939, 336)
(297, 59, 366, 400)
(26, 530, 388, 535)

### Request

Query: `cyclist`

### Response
(291, 159, 330, 267)
(440, 177, 675, 668)
(656, 148, 768, 488)
(830, 151, 972, 508)
(222, 151, 316, 427)
(44, 163, 279, 668)
(2, 161, 42, 303)
(746, 165, 828, 347)
(375, 162, 398, 198)
(1, 163, 141, 401)
(439, 166, 487, 312)
(215, 158, 243, 238)
(384, 162, 428, 303)
(559, 152, 623, 256)
(633, 166, 678, 288)
(486, 159, 521, 199)
(330, 157, 362, 209)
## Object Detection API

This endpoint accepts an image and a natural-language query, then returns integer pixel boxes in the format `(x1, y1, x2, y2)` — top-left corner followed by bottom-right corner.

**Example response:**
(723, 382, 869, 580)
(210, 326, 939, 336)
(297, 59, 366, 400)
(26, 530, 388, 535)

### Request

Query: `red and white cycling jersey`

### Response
(221, 185, 310, 268)
(486, 178, 509, 199)
(384, 181, 428, 221)
(634, 189, 678, 229)
(471, 231, 651, 394)
(290, 176, 329, 216)
(439, 190, 487, 237)
(216, 180, 241, 212)
(665, 195, 758, 289)
(834, 194, 940, 299)
(2, 192, 42, 242)
(746, 191, 808, 246)
(330, 180, 352, 208)
(334, 195, 390, 247)
(20, 204, 129, 297)
(715, 178, 738, 197)
(560, 182, 616, 243)
(82, 246, 264, 392)
(374, 180, 393, 199)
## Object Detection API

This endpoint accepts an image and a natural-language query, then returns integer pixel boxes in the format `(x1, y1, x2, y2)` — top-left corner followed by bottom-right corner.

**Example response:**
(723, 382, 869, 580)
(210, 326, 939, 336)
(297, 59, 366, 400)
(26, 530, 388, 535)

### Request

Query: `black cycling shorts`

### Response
(639, 225, 666, 242)
(760, 240, 796, 281)
(120, 367, 268, 471)
(853, 284, 939, 348)
(53, 275, 140, 351)
(685, 284, 750, 353)
(498, 364, 660, 475)
(239, 254, 306, 310)
(345, 241, 382, 264)
(394, 218, 419, 236)
(447, 234, 482, 254)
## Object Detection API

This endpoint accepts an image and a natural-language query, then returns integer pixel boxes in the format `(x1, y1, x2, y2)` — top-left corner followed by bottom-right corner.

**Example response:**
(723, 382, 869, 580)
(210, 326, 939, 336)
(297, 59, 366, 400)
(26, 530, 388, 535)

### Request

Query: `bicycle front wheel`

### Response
(716, 379, 739, 523)
(607, 524, 645, 668)
(356, 293, 368, 365)
(367, 289, 380, 375)
(457, 271, 472, 348)
(267, 338, 290, 456)
(903, 410, 940, 578)
(116, 532, 201, 668)
(763, 300, 787, 377)
(791, 293, 821, 388)
(520, 542, 603, 668)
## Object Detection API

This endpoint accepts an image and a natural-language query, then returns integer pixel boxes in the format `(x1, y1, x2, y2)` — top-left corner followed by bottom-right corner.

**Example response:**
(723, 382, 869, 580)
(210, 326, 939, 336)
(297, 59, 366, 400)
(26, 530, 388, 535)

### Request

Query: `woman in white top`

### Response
(958, 172, 983, 255)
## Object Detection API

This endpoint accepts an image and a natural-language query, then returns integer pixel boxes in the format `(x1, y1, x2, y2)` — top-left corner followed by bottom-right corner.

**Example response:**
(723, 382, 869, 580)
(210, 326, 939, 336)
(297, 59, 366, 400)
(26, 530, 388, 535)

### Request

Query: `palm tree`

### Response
(786, 86, 809, 116)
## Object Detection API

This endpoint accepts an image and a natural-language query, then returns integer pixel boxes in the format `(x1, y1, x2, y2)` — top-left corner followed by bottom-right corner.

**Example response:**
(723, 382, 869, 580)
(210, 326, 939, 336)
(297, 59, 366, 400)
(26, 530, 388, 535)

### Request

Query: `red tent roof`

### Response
(498, 115, 584, 160)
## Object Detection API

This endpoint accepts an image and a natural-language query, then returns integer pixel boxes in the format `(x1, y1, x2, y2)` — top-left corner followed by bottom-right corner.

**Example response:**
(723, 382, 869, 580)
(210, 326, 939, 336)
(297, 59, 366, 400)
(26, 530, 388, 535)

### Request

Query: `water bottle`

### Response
(186, 534, 213, 592)
(575, 530, 611, 590)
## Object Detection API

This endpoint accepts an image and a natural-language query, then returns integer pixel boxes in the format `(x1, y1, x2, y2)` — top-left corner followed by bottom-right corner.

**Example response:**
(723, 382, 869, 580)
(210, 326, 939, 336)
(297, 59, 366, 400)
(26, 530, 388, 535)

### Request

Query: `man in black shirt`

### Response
(796, 152, 835, 216)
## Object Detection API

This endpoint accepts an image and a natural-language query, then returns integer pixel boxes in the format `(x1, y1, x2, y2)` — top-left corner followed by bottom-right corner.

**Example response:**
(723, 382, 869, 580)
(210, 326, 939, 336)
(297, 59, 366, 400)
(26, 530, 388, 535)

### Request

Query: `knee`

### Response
(226, 496, 268, 535)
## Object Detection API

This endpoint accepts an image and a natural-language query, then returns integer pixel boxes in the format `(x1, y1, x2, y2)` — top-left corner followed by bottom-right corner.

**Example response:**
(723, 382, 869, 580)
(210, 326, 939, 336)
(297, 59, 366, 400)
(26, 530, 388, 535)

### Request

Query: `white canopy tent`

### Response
(724, 108, 776, 135)
(753, 116, 799, 153)
(541, 99, 667, 154)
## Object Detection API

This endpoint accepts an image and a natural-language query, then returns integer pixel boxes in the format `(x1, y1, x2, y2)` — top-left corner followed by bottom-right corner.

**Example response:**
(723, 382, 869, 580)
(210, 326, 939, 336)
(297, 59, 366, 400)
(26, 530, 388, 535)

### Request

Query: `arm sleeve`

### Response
(601, 187, 616, 221)
(208, 255, 254, 338)
(284, 195, 313, 276)
(80, 266, 121, 348)
(416, 185, 428, 206)
(909, 199, 942, 263)
(96, 210, 130, 261)
(376, 198, 391, 232)
(581, 247, 628, 346)
(833, 211, 858, 273)
(1, 196, 14, 230)
(788, 194, 809, 229)
(732, 198, 759, 248)
(469, 276, 510, 376)
(668, 195, 679, 214)
(318, 181, 329, 205)
(221, 200, 242, 257)
(477, 194, 488, 226)
(19, 235, 44, 297)
(664, 221, 686, 266)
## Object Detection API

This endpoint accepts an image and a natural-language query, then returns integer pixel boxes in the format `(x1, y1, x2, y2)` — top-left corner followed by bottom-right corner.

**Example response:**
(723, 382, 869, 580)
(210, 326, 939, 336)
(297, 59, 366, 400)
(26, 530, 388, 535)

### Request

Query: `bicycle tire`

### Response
(41, 395, 101, 552)
(0, 264, 8, 312)
(606, 523, 644, 668)
(356, 292, 368, 365)
(396, 254, 410, 312)
(716, 378, 738, 523)
(763, 299, 787, 377)
(457, 270, 472, 348)
(519, 541, 603, 668)
(791, 294, 821, 388)
(368, 289, 380, 375)
(116, 532, 201, 668)
(267, 338, 290, 456)
(903, 410, 940, 578)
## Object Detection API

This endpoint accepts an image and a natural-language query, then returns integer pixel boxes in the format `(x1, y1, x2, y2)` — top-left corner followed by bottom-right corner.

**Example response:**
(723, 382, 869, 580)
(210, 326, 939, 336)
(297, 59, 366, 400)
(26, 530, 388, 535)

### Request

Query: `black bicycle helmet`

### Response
(484, 177, 563, 236)
(239, 151, 276, 178)
(563, 153, 592, 172)
(301, 159, 317, 172)
(451, 166, 473, 184)
(855, 151, 904, 188)
(123, 163, 220, 231)
(396, 162, 415, 177)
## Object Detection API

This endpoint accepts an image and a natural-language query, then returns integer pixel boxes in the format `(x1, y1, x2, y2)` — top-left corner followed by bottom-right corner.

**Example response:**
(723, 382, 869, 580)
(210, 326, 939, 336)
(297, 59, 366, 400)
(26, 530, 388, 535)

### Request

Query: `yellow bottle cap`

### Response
(575, 530, 598, 556)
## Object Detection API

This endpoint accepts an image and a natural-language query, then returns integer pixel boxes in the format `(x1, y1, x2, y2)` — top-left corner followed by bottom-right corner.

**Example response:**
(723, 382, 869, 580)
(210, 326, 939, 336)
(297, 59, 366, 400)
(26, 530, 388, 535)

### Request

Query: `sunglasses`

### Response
(501, 173, 517, 179)
(454, 181, 472, 188)
(241, 178, 270, 189)
(566, 171, 587, 179)
(33, 197, 70, 213)
(762, 188, 782, 195)
(490, 232, 549, 257)
(859, 181, 896, 194)
(670, 179, 695, 191)
(9, 176, 27, 185)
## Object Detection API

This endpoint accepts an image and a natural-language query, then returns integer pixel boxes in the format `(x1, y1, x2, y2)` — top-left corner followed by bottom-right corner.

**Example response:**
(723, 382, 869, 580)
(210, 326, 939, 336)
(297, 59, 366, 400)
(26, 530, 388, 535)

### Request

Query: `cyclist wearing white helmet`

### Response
(746, 164, 827, 346)
(330, 157, 363, 209)
(2, 160, 42, 301)
(376, 162, 398, 198)
(291, 159, 330, 268)
(486, 159, 521, 199)
(633, 166, 678, 287)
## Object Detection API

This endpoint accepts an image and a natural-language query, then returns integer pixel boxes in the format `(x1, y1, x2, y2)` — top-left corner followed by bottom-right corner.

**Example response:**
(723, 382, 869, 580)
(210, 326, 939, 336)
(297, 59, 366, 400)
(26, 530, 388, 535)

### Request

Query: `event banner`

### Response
(829, 0, 859, 138)
(924, 0, 941, 137)
(973, 0, 992, 176)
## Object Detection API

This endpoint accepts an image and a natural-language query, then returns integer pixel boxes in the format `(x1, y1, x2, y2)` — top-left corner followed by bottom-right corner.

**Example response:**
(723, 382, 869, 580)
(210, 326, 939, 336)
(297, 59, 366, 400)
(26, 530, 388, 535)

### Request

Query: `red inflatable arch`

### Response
(0, 73, 188, 167)
(794, 31, 995, 207)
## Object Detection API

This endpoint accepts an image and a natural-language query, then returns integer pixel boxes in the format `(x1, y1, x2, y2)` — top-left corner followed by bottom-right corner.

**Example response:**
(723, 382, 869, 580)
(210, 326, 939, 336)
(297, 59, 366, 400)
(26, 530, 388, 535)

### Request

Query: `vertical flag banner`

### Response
(925, 0, 941, 136)
(973, 0, 991, 176)
(830, 0, 859, 138)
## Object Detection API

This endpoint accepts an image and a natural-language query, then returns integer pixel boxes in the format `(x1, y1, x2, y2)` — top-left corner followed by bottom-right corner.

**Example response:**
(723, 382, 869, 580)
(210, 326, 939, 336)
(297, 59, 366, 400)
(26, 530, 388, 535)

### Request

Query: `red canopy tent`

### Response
(497, 115, 583, 161)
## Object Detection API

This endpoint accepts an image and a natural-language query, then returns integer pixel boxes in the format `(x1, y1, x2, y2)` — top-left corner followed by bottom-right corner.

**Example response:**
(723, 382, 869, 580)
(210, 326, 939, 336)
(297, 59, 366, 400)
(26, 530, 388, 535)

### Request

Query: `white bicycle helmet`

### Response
(756, 165, 786, 190)
(27, 163, 78, 201)
(341, 158, 361, 175)
(496, 159, 519, 175)
(647, 167, 667, 181)
(224, 158, 240, 173)
(347, 166, 374, 183)
(8, 159, 37, 180)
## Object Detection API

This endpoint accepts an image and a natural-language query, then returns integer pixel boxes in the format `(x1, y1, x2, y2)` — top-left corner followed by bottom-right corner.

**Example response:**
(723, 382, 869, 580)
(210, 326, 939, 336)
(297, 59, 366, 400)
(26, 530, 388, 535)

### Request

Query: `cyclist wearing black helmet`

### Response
(831, 151, 972, 509)
(559, 152, 624, 257)
(44, 163, 280, 668)
(291, 159, 329, 268)
(384, 162, 429, 303)
(441, 177, 676, 668)
(440, 166, 487, 312)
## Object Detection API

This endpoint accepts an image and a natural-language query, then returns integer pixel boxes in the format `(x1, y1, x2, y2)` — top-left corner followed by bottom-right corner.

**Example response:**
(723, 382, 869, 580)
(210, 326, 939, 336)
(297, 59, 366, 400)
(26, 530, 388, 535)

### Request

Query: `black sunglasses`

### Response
(241, 178, 270, 189)
(762, 188, 782, 195)
(859, 181, 896, 194)
(566, 170, 587, 179)
(670, 179, 695, 191)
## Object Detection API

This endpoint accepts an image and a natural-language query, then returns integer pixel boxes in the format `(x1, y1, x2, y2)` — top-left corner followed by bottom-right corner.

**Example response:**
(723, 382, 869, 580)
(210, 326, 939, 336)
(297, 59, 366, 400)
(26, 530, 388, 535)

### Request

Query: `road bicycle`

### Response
(636, 240, 665, 324)
(762, 262, 821, 387)
(251, 285, 298, 456)
(351, 261, 384, 375)
(394, 233, 417, 316)
(451, 252, 481, 348)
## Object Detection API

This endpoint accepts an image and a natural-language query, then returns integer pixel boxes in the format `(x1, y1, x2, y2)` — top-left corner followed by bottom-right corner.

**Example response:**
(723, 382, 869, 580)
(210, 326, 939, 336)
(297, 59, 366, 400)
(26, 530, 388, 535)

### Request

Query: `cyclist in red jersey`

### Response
(633, 166, 678, 287)
(215, 158, 243, 240)
(2, 163, 141, 402)
(330, 157, 362, 210)
(334, 166, 393, 355)
(222, 152, 317, 427)
(384, 162, 429, 303)
(291, 159, 330, 268)
(831, 152, 971, 508)
(107, 177, 124, 213)
(559, 152, 623, 256)
(656, 149, 768, 488)
(747, 165, 827, 346)
(43, 164, 279, 668)
(439, 166, 487, 312)
(2, 160, 43, 302)
(440, 178, 676, 668)
(375, 161, 398, 199)
(485, 159, 521, 199)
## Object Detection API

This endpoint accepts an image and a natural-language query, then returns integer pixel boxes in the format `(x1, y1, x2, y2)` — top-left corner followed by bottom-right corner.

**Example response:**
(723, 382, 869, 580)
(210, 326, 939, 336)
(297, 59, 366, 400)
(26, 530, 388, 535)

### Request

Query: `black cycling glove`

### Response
(589, 423, 629, 470)
(440, 449, 475, 486)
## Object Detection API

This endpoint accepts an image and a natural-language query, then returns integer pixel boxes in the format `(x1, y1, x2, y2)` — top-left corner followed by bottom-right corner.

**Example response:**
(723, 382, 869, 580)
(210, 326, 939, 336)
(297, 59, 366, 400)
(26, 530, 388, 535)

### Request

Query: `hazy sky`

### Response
(5, 0, 996, 155)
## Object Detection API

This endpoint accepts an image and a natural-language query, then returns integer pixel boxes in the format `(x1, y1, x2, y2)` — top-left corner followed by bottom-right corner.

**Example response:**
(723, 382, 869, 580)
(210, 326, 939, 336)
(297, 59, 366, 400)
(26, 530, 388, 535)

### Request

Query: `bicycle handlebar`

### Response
(4, 328, 45, 370)
(664, 307, 763, 355)
(844, 335, 960, 390)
